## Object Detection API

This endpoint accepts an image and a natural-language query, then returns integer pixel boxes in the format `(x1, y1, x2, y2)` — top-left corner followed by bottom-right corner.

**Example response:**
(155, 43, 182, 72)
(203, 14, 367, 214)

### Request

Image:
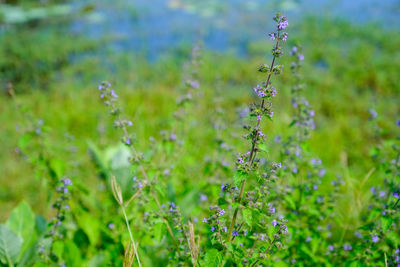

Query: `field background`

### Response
(0, 0, 400, 259)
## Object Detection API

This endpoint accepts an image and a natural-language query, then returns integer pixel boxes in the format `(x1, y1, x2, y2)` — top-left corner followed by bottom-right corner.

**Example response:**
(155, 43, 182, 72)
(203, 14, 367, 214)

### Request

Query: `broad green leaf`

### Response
(64, 241, 82, 266)
(381, 216, 392, 232)
(203, 249, 222, 267)
(17, 242, 39, 267)
(6, 201, 35, 242)
(77, 213, 100, 245)
(0, 224, 23, 266)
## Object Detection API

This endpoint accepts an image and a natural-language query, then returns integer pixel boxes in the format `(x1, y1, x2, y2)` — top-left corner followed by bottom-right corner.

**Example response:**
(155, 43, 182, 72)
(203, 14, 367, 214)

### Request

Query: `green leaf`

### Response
(233, 170, 248, 187)
(77, 213, 100, 246)
(6, 201, 35, 242)
(381, 216, 393, 232)
(0, 224, 23, 266)
(153, 223, 165, 242)
(49, 159, 66, 179)
(203, 249, 222, 267)
(18, 134, 32, 149)
(63, 241, 82, 266)
(17, 242, 39, 267)
(242, 208, 253, 227)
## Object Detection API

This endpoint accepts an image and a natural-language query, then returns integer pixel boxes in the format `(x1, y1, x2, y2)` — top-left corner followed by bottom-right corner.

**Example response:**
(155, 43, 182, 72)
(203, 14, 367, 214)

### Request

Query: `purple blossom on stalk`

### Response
(272, 219, 278, 227)
(211, 226, 216, 232)
(218, 209, 225, 216)
(394, 192, 400, 199)
(232, 231, 239, 236)
(64, 178, 72, 186)
(277, 17, 289, 30)
(372, 235, 379, 243)
(298, 54, 305, 61)
(397, 119, 400, 126)
(110, 90, 118, 98)
(268, 33, 276, 40)
(202, 218, 208, 223)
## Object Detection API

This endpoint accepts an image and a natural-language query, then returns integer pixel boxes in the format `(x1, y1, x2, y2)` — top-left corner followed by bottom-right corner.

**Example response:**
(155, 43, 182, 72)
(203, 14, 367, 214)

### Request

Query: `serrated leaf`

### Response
(0, 224, 23, 266)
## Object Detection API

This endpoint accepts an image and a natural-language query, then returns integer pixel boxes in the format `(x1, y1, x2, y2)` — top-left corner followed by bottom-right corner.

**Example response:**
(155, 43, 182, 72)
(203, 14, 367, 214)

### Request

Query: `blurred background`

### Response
(0, 0, 399, 231)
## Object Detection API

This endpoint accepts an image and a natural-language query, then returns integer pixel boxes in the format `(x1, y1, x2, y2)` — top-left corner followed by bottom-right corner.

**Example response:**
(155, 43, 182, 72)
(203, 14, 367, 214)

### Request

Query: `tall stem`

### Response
(121, 206, 142, 267)
(227, 33, 281, 242)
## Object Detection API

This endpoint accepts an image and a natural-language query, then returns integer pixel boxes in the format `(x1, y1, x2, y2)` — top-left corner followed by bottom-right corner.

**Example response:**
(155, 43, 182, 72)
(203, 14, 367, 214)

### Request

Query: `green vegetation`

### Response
(0, 6, 399, 266)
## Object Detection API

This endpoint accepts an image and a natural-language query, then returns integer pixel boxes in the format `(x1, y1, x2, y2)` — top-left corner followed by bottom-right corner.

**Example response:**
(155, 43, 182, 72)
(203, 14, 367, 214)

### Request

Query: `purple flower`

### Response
(355, 231, 362, 238)
(221, 184, 227, 191)
(64, 178, 72, 186)
(189, 80, 200, 89)
(202, 218, 208, 223)
(200, 194, 208, 202)
(372, 235, 379, 243)
(393, 192, 400, 199)
(310, 110, 315, 117)
(257, 115, 262, 122)
(328, 245, 334, 251)
(319, 169, 326, 177)
(306, 236, 312, 242)
(370, 187, 376, 194)
(272, 219, 278, 227)
(237, 157, 244, 164)
(108, 223, 115, 229)
(278, 18, 288, 30)
(397, 119, 400, 127)
(125, 138, 131, 145)
(298, 54, 305, 61)
(268, 32, 276, 40)
(232, 230, 239, 236)
(369, 109, 378, 119)
(65, 204, 70, 210)
(222, 227, 227, 232)
(292, 168, 298, 174)
(282, 33, 288, 41)
(211, 226, 215, 232)
(111, 90, 118, 98)
(343, 244, 352, 251)
(290, 46, 298, 55)
(218, 209, 225, 216)
(240, 243, 243, 247)
(268, 203, 276, 214)
(379, 191, 386, 198)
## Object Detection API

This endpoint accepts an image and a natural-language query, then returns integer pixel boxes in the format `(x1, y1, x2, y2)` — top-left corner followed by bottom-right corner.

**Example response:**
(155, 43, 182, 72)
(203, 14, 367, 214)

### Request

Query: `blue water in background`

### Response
(70, 0, 399, 59)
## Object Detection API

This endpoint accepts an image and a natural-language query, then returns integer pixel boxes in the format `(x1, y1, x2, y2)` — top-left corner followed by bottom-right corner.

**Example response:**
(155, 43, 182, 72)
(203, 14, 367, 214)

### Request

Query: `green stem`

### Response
(121, 206, 142, 267)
